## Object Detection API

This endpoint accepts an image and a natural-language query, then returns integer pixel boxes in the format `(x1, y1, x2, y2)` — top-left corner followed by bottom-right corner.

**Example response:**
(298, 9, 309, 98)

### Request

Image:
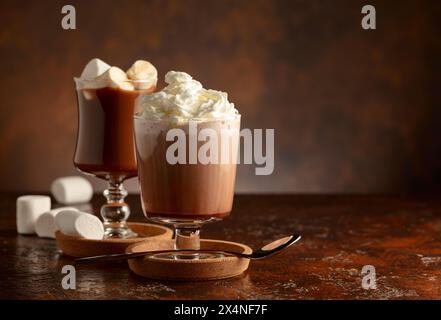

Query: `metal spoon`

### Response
(75, 234, 301, 263)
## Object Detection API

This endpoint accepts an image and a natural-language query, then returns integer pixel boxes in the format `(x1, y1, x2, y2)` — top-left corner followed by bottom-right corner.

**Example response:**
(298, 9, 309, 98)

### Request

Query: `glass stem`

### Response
(101, 178, 136, 238)
(174, 225, 201, 250)
(104, 180, 127, 202)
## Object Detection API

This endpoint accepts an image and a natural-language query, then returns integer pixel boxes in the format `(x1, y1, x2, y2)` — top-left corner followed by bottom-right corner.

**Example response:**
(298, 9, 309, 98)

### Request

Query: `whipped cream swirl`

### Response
(137, 71, 238, 123)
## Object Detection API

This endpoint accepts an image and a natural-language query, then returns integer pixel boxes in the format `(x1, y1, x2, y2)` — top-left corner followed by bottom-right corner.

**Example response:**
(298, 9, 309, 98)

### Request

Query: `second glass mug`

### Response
(133, 112, 241, 260)
(73, 78, 155, 238)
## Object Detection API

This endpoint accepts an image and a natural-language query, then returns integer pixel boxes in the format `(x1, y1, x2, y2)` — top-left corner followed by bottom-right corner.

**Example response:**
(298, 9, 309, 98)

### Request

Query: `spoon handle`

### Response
(75, 234, 301, 263)
(75, 249, 245, 263)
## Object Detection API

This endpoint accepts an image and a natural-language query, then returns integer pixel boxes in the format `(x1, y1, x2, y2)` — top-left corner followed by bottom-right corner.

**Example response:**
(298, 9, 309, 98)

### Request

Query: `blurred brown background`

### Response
(0, 0, 440, 193)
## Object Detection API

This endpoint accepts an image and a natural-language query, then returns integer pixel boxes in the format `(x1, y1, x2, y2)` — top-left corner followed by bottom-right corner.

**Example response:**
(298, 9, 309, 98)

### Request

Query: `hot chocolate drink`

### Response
(134, 71, 240, 221)
(134, 117, 240, 219)
(74, 59, 156, 181)
(74, 58, 158, 238)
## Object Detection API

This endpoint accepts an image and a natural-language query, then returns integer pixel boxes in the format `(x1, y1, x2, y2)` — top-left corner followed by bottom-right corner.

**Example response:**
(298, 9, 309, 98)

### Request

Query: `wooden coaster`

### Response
(126, 239, 252, 281)
(56, 222, 173, 257)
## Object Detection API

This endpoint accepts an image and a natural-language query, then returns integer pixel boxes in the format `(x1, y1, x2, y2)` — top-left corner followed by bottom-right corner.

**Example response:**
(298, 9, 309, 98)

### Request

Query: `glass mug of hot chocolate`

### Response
(134, 71, 240, 259)
(74, 58, 157, 238)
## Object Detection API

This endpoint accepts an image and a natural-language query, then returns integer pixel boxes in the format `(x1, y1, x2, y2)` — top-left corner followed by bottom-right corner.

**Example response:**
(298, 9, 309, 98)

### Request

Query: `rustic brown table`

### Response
(1, 193, 440, 299)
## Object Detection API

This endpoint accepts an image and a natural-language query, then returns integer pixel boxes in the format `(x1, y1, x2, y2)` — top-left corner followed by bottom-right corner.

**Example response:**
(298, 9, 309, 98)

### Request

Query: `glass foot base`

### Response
(146, 217, 224, 259)
(103, 227, 138, 239)
(151, 252, 225, 260)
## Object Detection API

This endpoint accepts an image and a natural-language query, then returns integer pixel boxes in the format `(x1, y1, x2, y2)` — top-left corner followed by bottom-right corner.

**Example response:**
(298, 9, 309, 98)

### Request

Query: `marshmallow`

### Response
(74, 214, 105, 240)
(79, 61, 132, 91)
(97, 66, 134, 91)
(55, 210, 104, 240)
(35, 207, 79, 239)
(16, 195, 51, 234)
(119, 81, 135, 91)
(126, 60, 158, 90)
(54, 210, 84, 235)
(80, 58, 111, 80)
(51, 176, 93, 204)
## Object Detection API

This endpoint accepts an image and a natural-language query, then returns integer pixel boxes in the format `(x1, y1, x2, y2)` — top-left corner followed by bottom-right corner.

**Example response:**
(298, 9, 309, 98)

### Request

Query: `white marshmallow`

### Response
(126, 60, 158, 90)
(51, 176, 93, 205)
(55, 210, 104, 240)
(74, 214, 105, 240)
(119, 81, 135, 91)
(80, 58, 111, 80)
(79, 66, 123, 90)
(97, 66, 134, 90)
(16, 195, 51, 234)
(54, 210, 85, 235)
(35, 207, 78, 239)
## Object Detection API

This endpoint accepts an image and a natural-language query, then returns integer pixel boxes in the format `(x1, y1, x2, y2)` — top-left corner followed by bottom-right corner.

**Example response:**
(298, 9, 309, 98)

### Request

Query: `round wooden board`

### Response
(126, 239, 252, 281)
(56, 222, 173, 257)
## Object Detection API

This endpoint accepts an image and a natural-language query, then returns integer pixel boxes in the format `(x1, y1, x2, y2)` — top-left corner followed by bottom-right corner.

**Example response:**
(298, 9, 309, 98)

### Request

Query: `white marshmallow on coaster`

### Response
(74, 214, 105, 240)
(51, 176, 93, 205)
(16, 195, 51, 234)
(55, 210, 104, 240)
(35, 207, 78, 239)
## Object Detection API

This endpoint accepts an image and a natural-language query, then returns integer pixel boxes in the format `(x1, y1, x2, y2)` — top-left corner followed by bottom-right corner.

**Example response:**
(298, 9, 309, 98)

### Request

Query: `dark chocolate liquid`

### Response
(74, 86, 153, 180)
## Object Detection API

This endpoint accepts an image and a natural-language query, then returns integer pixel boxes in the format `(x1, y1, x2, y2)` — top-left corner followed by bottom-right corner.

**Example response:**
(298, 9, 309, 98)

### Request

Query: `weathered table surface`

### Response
(1, 193, 440, 299)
